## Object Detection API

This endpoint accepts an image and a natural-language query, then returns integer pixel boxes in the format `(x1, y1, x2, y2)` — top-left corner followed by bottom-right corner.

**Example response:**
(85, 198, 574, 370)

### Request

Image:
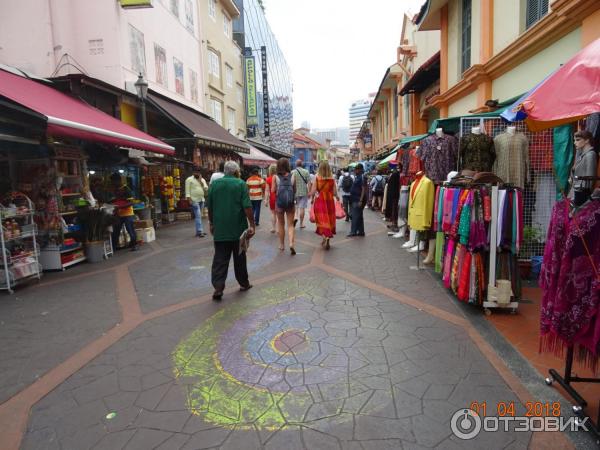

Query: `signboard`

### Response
(244, 53, 258, 126)
(364, 133, 372, 145)
(261, 46, 270, 137)
(120, 0, 154, 8)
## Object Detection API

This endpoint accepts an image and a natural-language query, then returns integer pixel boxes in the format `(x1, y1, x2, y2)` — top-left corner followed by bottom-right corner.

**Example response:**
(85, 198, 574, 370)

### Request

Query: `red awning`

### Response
(238, 145, 276, 168)
(0, 69, 174, 155)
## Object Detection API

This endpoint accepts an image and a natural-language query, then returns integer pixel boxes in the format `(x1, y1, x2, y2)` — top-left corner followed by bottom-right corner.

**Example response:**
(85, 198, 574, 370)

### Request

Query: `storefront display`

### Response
(0, 193, 42, 293)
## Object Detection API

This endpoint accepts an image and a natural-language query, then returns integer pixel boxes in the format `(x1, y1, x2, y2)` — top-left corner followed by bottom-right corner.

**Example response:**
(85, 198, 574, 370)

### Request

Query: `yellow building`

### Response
(417, 0, 600, 117)
(366, 14, 440, 158)
(198, 0, 246, 140)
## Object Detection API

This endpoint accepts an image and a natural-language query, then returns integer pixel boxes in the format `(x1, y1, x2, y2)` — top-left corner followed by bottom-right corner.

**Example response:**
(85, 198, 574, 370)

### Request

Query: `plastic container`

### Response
(531, 256, 543, 280)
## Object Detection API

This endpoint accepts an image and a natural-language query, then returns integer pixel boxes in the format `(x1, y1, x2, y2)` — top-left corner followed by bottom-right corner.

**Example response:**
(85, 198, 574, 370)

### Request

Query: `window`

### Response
(225, 65, 233, 88)
(237, 84, 243, 104)
(184, 0, 194, 33)
(189, 69, 198, 103)
(461, 0, 472, 73)
(223, 14, 231, 38)
(154, 43, 167, 86)
(208, 50, 220, 78)
(208, 0, 216, 20)
(210, 99, 223, 125)
(129, 24, 146, 76)
(173, 57, 184, 95)
(526, 0, 549, 29)
(170, 0, 179, 18)
(227, 108, 235, 132)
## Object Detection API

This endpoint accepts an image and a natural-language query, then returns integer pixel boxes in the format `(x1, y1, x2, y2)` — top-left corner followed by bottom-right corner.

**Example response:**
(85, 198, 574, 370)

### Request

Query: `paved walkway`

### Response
(0, 211, 584, 449)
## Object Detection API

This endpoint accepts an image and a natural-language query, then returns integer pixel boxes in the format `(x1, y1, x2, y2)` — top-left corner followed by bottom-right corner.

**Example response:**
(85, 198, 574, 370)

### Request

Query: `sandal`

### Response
(290, 247, 296, 255)
(325, 238, 330, 250)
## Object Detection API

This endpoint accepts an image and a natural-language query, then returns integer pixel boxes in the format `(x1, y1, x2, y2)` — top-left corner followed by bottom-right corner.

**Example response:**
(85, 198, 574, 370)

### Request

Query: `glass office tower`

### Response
(233, 0, 293, 155)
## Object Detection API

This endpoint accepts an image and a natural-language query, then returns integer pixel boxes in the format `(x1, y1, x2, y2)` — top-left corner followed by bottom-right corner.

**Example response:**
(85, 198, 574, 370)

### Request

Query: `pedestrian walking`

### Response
(292, 159, 311, 228)
(207, 161, 255, 301)
(309, 161, 339, 250)
(185, 167, 208, 237)
(110, 174, 138, 251)
(272, 157, 297, 255)
(337, 166, 354, 222)
(209, 161, 225, 185)
(264, 163, 278, 233)
(347, 163, 367, 237)
(246, 167, 266, 227)
(370, 170, 386, 210)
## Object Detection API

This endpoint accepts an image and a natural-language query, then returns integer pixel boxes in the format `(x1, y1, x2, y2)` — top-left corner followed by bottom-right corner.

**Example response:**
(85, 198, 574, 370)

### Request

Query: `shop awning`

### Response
(399, 52, 440, 96)
(238, 145, 276, 168)
(0, 68, 174, 155)
(148, 93, 249, 153)
(377, 151, 398, 168)
(501, 37, 600, 131)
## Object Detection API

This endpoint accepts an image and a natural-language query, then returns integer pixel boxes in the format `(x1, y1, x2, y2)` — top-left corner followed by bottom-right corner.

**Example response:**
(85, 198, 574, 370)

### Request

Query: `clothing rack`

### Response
(546, 346, 600, 445)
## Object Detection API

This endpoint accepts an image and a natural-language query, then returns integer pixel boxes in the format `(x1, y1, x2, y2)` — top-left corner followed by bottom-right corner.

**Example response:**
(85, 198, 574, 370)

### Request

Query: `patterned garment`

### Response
(293, 167, 310, 198)
(540, 199, 600, 360)
(493, 132, 530, 189)
(416, 134, 458, 182)
(460, 133, 496, 172)
(313, 177, 336, 238)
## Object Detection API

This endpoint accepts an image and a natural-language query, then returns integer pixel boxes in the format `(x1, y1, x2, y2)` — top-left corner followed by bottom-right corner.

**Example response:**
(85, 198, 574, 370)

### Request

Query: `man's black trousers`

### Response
(211, 240, 249, 291)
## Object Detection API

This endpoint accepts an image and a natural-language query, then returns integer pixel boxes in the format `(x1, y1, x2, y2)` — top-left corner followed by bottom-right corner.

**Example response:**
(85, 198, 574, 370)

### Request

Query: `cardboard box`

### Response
(176, 212, 192, 221)
(136, 227, 155, 243)
(134, 219, 153, 229)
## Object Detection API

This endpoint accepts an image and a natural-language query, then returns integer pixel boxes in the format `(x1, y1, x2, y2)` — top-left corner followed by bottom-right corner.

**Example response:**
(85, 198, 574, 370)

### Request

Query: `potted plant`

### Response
(77, 208, 112, 263)
(518, 226, 542, 279)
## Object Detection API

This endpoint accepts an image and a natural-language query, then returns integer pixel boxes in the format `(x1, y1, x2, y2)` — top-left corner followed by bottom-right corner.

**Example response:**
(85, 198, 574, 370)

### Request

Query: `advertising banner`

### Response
(245, 54, 258, 126)
(261, 46, 270, 137)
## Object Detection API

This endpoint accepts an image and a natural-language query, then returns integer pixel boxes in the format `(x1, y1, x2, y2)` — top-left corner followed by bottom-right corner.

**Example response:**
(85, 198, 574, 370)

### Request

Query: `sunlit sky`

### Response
(264, 0, 425, 130)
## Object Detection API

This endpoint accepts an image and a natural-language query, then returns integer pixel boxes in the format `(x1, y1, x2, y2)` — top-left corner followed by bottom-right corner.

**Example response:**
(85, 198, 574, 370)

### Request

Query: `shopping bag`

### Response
(309, 203, 316, 223)
(334, 199, 346, 220)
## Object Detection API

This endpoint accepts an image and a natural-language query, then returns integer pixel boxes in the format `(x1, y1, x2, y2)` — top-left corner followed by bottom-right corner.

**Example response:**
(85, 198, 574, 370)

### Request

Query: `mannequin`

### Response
(422, 233, 436, 264)
(401, 229, 417, 248)
(406, 171, 434, 253)
(435, 127, 444, 138)
(492, 125, 529, 188)
(571, 130, 598, 206)
(460, 127, 495, 172)
(416, 130, 458, 182)
(506, 126, 516, 135)
(471, 126, 481, 135)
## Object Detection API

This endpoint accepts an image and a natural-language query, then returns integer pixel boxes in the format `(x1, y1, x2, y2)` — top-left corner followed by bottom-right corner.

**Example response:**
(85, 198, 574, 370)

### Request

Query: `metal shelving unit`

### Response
(0, 194, 42, 293)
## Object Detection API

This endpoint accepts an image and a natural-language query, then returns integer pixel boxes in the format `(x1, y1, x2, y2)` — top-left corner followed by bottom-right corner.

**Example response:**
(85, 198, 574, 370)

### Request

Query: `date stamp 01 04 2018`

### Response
(469, 401, 562, 418)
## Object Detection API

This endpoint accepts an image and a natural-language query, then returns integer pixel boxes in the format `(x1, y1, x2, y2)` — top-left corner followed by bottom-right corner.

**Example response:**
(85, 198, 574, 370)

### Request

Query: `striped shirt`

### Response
(246, 175, 266, 201)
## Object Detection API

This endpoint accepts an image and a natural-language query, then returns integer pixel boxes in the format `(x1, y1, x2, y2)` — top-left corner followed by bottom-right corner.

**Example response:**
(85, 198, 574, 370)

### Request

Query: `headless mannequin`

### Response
(472, 126, 481, 135)
(407, 171, 426, 253)
(506, 126, 516, 135)
(435, 128, 444, 138)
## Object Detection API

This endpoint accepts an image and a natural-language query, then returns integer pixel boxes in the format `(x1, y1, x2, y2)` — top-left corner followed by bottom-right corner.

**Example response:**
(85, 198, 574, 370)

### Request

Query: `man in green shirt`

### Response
(207, 161, 255, 300)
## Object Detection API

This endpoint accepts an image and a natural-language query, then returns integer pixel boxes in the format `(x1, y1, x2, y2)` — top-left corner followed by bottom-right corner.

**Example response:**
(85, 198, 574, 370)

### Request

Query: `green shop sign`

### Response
(245, 56, 258, 126)
(120, 0, 154, 8)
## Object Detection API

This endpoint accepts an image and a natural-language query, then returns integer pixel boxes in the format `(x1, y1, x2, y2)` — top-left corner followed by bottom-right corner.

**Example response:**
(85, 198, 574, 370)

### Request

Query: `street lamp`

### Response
(134, 73, 149, 133)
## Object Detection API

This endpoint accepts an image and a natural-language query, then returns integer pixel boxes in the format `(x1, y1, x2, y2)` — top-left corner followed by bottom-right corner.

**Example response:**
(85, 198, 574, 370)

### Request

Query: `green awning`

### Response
(391, 133, 430, 152)
(428, 94, 525, 134)
(377, 151, 398, 168)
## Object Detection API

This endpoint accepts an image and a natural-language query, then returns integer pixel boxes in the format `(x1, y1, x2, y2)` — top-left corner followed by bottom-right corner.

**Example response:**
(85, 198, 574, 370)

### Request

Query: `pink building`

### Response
(0, 0, 205, 112)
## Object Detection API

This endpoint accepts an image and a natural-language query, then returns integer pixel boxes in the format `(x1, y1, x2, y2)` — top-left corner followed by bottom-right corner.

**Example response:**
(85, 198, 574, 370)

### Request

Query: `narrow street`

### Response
(0, 213, 577, 449)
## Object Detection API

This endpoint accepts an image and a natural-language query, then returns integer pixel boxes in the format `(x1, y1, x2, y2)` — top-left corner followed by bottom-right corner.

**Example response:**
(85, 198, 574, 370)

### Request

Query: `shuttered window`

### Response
(461, 0, 472, 74)
(526, 0, 549, 29)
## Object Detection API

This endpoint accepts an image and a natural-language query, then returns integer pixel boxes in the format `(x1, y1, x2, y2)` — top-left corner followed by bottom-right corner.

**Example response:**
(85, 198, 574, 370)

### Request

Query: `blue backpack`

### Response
(276, 174, 295, 209)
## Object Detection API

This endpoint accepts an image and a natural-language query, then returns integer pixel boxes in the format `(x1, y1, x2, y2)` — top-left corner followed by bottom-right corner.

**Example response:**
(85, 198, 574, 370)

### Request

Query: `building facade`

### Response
(198, 0, 246, 140)
(417, 0, 600, 117)
(0, 0, 205, 113)
(233, 0, 294, 156)
(313, 127, 350, 146)
(349, 98, 373, 146)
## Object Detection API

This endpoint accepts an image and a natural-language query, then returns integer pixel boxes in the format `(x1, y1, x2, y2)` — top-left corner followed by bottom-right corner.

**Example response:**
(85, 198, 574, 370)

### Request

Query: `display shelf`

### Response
(59, 244, 82, 254)
(2, 230, 37, 242)
(61, 256, 86, 268)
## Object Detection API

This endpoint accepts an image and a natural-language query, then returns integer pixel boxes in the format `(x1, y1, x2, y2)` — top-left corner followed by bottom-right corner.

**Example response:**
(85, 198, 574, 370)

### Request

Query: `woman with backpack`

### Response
(309, 161, 340, 250)
(271, 158, 297, 255)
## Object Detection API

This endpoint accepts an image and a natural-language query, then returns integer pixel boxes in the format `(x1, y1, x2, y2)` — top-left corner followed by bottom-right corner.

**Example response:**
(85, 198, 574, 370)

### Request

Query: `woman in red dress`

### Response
(309, 160, 340, 250)
(264, 164, 278, 233)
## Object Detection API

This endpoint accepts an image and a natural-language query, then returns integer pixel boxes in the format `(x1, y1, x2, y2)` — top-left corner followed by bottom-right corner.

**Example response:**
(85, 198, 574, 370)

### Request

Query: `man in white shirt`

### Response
(185, 167, 209, 237)
(209, 161, 225, 185)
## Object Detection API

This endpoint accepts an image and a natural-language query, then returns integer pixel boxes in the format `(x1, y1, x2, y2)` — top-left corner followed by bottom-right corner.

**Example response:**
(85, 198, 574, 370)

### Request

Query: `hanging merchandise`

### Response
(416, 131, 458, 182)
(407, 173, 434, 231)
(492, 128, 530, 189)
(459, 129, 496, 172)
(540, 196, 600, 365)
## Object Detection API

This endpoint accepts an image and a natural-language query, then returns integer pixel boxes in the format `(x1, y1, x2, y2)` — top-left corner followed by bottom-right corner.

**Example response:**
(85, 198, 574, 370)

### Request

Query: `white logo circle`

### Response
(450, 409, 482, 440)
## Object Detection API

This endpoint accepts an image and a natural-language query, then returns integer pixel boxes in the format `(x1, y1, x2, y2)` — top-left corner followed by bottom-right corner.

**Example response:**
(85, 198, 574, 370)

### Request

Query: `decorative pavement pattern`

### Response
(0, 216, 580, 449)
